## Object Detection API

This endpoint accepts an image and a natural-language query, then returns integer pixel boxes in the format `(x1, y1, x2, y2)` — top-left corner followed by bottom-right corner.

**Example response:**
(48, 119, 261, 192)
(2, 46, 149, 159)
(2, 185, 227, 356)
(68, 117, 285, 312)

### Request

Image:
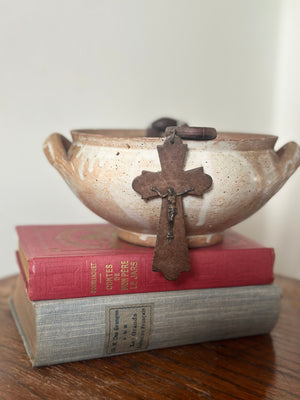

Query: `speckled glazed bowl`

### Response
(44, 129, 300, 247)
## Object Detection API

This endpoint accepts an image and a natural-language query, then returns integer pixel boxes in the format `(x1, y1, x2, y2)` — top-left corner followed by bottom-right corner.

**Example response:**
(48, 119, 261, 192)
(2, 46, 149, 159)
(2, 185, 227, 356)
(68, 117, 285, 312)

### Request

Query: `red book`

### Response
(16, 224, 275, 300)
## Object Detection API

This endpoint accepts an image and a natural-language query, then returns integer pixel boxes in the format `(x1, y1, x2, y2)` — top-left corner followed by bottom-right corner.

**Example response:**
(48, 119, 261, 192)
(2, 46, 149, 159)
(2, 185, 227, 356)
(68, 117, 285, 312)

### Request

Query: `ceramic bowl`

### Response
(44, 129, 300, 247)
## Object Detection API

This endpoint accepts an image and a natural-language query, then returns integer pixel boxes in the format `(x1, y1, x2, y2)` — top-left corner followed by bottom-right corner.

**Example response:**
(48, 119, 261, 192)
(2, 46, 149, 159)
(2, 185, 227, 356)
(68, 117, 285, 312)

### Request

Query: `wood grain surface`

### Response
(0, 275, 299, 400)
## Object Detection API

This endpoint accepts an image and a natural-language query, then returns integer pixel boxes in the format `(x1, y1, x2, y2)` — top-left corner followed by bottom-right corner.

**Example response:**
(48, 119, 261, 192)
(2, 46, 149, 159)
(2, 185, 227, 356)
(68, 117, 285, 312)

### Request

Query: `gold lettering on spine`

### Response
(130, 261, 138, 289)
(103, 260, 139, 292)
(105, 264, 114, 290)
(90, 262, 97, 294)
(120, 261, 129, 290)
(114, 272, 120, 281)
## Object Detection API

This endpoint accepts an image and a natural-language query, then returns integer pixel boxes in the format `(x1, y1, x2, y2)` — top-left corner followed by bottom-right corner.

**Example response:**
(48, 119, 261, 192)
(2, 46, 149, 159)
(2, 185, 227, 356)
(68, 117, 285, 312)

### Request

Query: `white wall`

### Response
(235, 0, 300, 279)
(1, 0, 299, 279)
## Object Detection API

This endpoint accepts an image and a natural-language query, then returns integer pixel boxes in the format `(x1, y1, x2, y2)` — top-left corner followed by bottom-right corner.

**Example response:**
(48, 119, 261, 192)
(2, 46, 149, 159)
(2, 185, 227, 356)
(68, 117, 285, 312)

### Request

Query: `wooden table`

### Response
(0, 275, 299, 400)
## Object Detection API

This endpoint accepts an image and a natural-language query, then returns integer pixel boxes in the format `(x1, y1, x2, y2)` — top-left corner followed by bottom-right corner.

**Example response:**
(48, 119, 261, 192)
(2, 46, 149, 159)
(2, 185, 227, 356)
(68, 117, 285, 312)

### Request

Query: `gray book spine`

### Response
(11, 284, 281, 367)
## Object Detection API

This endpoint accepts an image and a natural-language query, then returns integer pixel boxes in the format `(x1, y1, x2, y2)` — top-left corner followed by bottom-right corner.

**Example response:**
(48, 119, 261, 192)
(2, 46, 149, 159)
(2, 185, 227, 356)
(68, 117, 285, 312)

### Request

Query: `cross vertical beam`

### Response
(132, 134, 212, 280)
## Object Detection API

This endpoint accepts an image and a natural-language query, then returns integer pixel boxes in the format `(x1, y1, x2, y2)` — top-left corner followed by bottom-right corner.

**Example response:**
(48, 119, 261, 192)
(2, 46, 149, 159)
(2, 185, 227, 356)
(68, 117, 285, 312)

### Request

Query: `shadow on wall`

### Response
(236, 173, 300, 279)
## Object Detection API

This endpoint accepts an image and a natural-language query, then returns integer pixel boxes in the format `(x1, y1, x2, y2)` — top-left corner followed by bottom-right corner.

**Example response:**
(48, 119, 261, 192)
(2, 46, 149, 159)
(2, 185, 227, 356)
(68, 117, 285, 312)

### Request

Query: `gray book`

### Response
(10, 275, 281, 367)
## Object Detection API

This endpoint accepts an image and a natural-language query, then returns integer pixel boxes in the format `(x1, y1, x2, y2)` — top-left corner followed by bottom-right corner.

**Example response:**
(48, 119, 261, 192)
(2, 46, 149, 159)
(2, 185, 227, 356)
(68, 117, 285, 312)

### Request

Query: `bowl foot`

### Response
(116, 228, 224, 248)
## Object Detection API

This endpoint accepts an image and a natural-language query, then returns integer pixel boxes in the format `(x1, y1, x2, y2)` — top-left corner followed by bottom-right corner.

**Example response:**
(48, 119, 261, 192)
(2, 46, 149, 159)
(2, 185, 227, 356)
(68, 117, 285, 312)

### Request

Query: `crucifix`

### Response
(132, 128, 214, 280)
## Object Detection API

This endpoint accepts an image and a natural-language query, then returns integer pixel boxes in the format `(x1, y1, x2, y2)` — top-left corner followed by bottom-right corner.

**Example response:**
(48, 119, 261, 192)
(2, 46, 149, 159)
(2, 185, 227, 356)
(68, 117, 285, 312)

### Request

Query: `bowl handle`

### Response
(43, 133, 74, 178)
(276, 141, 300, 177)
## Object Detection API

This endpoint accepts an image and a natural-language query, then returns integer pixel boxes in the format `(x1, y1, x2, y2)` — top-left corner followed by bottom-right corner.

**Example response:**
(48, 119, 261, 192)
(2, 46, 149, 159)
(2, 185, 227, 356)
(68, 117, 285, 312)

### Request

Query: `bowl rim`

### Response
(70, 129, 278, 150)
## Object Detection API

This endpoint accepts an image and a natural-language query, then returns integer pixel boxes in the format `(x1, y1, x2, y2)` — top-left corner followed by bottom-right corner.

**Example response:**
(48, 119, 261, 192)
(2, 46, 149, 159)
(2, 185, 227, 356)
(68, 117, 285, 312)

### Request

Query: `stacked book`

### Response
(10, 223, 281, 367)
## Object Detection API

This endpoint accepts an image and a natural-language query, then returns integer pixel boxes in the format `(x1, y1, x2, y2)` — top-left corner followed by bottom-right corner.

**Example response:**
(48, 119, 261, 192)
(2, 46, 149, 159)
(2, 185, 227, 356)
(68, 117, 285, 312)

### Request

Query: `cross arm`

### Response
(183, 167, 213, 196)
(132, 170, 163, 200)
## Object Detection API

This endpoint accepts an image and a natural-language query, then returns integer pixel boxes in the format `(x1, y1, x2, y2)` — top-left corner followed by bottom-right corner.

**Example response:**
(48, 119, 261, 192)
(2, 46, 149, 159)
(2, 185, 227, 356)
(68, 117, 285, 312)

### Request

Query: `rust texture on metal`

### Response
(132, 132, 213, 280)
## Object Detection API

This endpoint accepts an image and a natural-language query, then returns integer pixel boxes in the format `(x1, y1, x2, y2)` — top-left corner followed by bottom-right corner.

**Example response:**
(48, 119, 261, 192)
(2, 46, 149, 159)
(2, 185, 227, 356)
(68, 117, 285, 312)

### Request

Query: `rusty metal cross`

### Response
(132, 132, 213, 280)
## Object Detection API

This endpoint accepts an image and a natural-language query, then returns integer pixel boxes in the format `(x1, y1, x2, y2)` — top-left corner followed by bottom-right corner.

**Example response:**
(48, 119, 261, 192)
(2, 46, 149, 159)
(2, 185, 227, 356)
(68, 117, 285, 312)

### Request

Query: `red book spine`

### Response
(17, 247, 275, 301)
